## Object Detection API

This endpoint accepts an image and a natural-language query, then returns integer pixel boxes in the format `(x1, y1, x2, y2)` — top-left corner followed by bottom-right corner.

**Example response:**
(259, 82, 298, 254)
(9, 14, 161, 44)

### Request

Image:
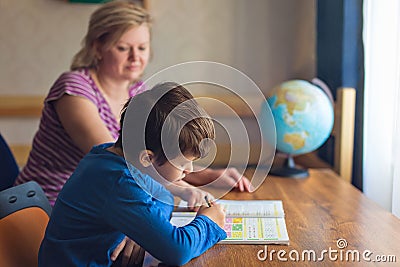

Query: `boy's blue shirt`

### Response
(39, 143, 226, 266)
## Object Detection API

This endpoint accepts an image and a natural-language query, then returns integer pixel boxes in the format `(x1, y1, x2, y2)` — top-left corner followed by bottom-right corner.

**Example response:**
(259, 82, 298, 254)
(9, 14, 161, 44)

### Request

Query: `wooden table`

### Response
(183, 168, 400, 266)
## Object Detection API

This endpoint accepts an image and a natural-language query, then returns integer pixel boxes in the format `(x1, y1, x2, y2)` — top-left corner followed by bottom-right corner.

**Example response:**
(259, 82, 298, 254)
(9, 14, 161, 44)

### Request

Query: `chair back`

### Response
(0, 181, 51, 267)
(333, 87, 356, 183)
(0, 133, 19, 191)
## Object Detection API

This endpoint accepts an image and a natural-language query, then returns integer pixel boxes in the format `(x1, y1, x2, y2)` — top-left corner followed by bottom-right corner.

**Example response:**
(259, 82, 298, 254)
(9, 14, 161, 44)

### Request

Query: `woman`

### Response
(16, 1, 151, 206)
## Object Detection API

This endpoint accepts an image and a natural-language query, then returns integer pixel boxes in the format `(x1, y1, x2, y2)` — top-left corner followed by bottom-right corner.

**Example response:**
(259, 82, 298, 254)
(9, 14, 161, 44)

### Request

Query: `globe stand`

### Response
(270, 155, 309, 178)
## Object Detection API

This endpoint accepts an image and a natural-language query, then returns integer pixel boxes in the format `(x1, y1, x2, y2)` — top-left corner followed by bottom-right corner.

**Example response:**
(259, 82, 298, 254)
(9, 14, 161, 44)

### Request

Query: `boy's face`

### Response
(151, 154, 196, 183)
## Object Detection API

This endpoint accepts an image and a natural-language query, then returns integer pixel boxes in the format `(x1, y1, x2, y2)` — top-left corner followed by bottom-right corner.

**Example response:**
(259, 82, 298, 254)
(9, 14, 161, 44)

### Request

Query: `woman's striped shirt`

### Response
(15, 68, 144, 205)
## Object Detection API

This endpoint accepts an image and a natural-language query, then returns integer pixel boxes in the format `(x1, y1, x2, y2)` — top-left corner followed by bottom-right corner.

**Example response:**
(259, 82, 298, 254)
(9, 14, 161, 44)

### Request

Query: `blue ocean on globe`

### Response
(263, 80, 334, 156)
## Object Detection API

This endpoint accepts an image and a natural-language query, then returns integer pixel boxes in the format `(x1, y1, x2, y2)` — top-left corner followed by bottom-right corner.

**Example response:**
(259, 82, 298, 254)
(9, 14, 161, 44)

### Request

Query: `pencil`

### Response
(205, 195, 212, 207)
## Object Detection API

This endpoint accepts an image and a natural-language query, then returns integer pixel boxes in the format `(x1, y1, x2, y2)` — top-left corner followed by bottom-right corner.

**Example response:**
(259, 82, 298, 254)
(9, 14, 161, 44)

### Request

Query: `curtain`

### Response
(316, 0, 364, 189)
(363, 0, 400, 217)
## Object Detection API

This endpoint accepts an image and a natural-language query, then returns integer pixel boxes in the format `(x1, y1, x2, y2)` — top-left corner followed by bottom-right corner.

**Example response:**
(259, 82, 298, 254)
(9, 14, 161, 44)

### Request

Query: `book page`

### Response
(218, 200, 284, 217)
(172, 200, 285, 218)
(142, 251, 160, 267)
(170, 200, 289, 245)
(221, 217, 289, 244)
(170, 215, 289, 245)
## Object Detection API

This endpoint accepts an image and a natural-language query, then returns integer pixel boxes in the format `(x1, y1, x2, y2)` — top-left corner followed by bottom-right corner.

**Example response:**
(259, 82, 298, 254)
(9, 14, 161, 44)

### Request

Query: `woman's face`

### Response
(98, 24, 150, 83)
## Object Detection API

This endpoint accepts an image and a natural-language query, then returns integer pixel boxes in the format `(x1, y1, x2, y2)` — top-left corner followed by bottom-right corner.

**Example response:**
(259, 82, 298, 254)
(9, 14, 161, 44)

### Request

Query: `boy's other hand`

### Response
(197, 203, 226, 229)
(111, 237, 144, 267)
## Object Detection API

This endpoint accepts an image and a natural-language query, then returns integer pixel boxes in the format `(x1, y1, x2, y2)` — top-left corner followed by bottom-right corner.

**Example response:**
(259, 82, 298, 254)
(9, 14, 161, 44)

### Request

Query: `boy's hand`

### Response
(111, 237, 144, 267)
(178, 186, 214, 211)
(197, 203, 226, 229)
(166, 180, 214, 211)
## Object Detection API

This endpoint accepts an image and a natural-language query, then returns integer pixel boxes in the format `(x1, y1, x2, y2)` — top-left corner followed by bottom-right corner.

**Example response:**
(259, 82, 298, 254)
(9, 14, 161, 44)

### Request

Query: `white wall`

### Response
(0, 0, 99, 94)
(0, 0, 315, 147)
(147, 0, 316, 93)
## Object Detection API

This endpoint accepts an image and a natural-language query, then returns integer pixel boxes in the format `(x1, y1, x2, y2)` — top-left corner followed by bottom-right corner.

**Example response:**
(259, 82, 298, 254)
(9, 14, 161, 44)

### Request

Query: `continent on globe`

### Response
(275, 87, 315, 115)
(283, 132, 309, 150)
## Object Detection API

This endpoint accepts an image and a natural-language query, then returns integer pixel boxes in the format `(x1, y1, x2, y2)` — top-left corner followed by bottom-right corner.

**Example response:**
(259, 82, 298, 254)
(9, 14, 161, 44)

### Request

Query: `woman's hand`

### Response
(166, 180, 214, 211)
(111, 237, 144, 267)
(209, 167, 253, 192)
(184, 167, 254, 192)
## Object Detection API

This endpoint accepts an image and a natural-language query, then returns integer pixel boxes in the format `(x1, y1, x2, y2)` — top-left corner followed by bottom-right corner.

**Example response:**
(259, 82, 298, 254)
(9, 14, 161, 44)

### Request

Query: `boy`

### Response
(39, 82, 226, 266)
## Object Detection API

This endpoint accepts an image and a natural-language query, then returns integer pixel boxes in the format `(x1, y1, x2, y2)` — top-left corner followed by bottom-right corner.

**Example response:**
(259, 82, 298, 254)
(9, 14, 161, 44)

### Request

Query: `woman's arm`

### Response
(55, 95, 115, 154)
(183, 167, 253, 192)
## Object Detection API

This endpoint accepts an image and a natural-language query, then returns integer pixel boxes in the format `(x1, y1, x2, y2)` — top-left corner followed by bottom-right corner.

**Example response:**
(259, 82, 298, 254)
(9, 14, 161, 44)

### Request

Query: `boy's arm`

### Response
(103, 180, 226, 266)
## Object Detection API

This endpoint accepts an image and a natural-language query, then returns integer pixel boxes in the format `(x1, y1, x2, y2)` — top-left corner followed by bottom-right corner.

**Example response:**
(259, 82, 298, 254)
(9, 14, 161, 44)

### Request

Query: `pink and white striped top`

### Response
(15, 68, 144, 205)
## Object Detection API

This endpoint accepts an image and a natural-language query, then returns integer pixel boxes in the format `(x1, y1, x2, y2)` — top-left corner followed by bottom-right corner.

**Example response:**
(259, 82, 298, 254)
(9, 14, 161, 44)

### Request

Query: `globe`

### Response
(262, 79, 334, 178)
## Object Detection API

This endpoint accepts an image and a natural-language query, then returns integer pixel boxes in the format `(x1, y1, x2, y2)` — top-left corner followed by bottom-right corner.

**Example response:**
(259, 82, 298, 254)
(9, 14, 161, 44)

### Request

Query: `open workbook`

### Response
(171, 200, 289, 245)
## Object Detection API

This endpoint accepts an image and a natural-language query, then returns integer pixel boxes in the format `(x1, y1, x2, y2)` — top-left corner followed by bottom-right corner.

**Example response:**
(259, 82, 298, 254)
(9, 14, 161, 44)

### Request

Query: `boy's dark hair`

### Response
(115, 82, 215, 165)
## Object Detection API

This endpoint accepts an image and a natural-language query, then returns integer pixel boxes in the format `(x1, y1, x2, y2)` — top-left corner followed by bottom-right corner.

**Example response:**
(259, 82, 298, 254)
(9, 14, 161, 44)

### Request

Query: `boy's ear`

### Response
(139, 150, 154, 167)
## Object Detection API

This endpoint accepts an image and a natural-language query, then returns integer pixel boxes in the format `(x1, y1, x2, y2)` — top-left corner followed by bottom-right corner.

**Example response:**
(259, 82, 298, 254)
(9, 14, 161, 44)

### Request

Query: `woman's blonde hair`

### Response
(71, 0, 151, 70)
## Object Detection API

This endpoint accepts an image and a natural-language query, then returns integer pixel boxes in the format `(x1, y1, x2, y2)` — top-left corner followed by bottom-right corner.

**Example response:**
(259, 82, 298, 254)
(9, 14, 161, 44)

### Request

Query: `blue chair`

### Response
(0, 133, 19, 191)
